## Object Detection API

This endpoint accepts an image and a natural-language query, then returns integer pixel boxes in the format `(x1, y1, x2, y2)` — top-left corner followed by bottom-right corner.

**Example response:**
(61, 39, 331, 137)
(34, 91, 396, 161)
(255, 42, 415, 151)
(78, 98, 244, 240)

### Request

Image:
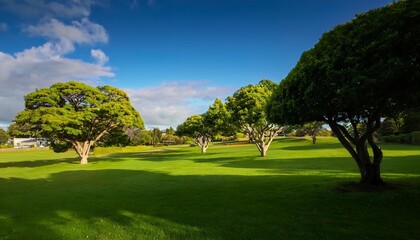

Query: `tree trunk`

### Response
(73, 141, 93, 164)
(260, 146, 267, 157)
(201, 146, 208, 153)
(312, 134, 317, 144)
(80, 154, 89, 164)
(328, 120, 384, 186)
(359, 161, 384, 185)
(196, 135, 210, 154)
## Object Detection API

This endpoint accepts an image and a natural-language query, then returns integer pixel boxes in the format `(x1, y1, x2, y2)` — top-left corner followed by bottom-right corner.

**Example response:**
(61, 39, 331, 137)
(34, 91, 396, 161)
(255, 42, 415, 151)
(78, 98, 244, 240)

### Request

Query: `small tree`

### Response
(302, 122, 324, 144)
(378, 118, 399, 136)
(226, 80, 280, 157)
(177, 98, 231, 153)
(177, 115, 212, 153)
(14, 81, 144, 164)
(150, 128, 162, 146)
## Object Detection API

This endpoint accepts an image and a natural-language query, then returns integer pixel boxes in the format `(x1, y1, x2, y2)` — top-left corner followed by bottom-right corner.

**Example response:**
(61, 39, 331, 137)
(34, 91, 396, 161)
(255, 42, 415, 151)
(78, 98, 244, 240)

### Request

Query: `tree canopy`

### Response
(267, 0, 420, 185)
(14, 81, 144, 164)
(226, 80, 280, 157)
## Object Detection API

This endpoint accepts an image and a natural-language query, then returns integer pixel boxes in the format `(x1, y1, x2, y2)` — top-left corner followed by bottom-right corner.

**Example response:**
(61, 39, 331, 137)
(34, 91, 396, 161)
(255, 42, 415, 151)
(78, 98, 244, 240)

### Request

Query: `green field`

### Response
(0, 137, 419, 240)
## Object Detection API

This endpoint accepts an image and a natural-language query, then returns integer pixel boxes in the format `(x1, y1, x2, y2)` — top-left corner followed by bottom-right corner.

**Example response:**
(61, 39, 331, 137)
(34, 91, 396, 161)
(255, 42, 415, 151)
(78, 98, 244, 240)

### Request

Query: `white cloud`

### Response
(0, 44, 114, 123)
(91, 49, 109, 65)
(0, 22, 7, 31)
(0, 0, 114, 124)
(25, 18, 108, 46)
(0, 0, 93, 19)
(125, 82, 233, 128)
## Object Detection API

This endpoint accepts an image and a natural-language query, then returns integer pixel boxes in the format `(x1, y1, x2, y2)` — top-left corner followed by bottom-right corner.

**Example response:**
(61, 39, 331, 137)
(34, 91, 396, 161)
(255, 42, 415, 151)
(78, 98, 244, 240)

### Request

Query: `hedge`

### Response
(380, 131, 420, 145)
(412, 131, 420, 145)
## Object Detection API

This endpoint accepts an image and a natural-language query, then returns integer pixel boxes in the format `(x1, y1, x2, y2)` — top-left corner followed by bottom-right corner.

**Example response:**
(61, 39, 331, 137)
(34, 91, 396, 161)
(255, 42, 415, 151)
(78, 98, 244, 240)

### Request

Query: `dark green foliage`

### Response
(97, 128, 131, 147)
(412, 131, 420, 145)
(267, 0, 420, 185)
(50, 139, 72, 153)
(0, 128, 9, 144)
(401, 110, 420, 133)
(380, 133, 412, 144)
(7, 122, 32, 138)
(294, 129, 306, 137)
(378, 117, 399, 136)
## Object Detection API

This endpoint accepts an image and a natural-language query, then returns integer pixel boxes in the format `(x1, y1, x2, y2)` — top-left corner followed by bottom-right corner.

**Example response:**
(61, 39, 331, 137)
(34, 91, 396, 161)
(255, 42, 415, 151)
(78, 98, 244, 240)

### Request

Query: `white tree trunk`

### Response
(73, 141, 93, 164)
(245, 124, 279, 157)
(201, 145, 208, 153)
(195, 134, 210, 154)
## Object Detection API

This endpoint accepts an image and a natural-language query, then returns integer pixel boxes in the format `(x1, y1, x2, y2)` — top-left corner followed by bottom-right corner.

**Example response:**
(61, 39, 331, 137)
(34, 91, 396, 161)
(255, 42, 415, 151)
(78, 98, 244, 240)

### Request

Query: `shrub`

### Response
(380, 133, 412, 144)
(317, 129, 332, 137)
(294, 129, 306, 137)
(412, 131, 420, 145)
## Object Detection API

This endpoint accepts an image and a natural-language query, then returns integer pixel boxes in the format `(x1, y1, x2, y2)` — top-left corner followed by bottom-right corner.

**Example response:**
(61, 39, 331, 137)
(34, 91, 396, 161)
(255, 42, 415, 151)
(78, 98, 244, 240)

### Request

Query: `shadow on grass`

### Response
(280, 141, 343, 151)
(0, 157, 79, 168)
(0, 169, 419, 240)
(91, 148, 219, 163)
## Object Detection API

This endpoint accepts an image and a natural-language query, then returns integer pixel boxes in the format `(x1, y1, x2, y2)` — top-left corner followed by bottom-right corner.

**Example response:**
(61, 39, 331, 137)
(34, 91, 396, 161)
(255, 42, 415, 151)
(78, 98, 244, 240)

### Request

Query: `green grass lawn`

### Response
(0, 137, 419, 240)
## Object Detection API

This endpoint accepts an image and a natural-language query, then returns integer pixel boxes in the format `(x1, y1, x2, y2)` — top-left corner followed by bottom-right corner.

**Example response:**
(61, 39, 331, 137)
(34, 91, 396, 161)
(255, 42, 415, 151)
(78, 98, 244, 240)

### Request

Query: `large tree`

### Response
(226, 80, 280, 157)
(267, 0, 420, 185)
(14, 81, 144, 164)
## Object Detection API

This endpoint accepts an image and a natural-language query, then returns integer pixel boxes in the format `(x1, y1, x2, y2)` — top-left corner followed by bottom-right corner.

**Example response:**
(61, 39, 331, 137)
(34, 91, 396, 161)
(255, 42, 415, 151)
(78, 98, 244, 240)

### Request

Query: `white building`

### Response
(13, 138, 48, 148)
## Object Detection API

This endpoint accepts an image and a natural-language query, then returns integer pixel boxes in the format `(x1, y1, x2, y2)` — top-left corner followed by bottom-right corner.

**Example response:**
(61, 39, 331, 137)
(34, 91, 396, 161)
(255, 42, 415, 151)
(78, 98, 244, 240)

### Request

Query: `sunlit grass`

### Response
(0, 137, 419, 239)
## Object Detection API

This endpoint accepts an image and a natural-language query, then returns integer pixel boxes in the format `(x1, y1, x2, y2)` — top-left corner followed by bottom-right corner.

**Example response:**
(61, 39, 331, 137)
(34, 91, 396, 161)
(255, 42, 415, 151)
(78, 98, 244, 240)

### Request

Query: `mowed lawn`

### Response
(0, 138, 419, 240)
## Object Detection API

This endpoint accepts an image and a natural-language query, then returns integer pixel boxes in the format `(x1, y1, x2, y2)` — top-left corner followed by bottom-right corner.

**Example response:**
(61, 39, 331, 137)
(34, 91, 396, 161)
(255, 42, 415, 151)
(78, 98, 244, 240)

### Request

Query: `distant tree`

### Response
(226, 80, 280, 157)
(177, 115, 211, 153)
(14, 81, 144, 164)
(378, 118, 399, 136)
(125, 128, 152, 145)
(176, 98, 230, 153)
(133, 130, 152, 145)
(161, 134, 183, 145)
(400, 109, 420, 133)
(302, 121, 324, 144)
(150, 128, 162, 146)
(165, 127, 176, 135)
(0, 128, 9, 144)
(267, 0, 420, 185)
(96, 127, 131, 147)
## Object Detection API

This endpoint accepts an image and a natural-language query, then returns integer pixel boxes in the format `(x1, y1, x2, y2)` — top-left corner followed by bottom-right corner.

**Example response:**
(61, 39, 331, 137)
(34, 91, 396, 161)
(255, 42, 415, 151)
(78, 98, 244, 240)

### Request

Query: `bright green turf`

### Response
(0, 137, 419, 240)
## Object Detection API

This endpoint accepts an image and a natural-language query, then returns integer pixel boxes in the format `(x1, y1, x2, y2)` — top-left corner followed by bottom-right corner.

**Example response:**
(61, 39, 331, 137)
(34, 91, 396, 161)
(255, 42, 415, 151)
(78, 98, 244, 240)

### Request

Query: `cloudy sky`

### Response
(0, 0, 393, 129)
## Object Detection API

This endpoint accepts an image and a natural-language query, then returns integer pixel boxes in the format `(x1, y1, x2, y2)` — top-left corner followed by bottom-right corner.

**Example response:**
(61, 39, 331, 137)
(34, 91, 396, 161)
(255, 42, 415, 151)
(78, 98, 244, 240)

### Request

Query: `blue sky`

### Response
(0, 0, 393, 129)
